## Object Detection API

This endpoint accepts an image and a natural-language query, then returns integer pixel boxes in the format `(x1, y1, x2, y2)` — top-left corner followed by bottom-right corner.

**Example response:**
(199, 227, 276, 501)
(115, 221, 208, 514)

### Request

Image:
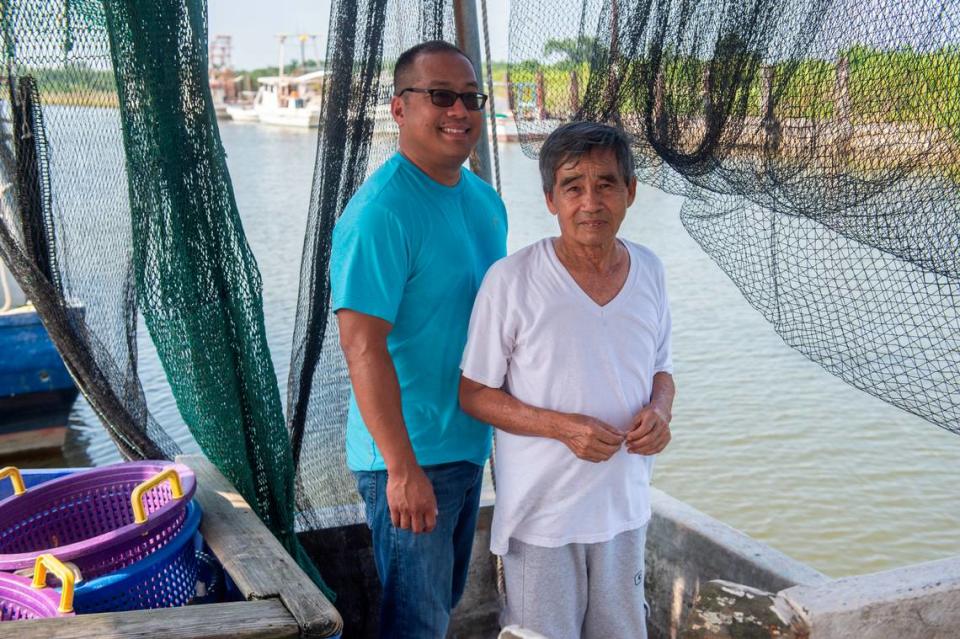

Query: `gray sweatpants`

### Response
(500, 526, 649, 639)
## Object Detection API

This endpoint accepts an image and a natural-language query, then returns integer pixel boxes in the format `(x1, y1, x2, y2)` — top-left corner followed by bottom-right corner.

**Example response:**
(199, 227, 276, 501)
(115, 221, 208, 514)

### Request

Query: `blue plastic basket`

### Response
(68, 499, 203, 613)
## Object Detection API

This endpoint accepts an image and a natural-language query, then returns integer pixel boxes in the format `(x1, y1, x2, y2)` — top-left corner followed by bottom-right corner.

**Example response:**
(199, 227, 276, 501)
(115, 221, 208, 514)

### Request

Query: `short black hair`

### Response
(393, 40, 472, 93)
(539, 122, 635, 194)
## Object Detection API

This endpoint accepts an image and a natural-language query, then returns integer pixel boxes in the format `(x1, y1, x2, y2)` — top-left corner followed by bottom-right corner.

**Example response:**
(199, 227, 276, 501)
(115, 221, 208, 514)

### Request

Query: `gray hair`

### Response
(538, 122, 635, 194)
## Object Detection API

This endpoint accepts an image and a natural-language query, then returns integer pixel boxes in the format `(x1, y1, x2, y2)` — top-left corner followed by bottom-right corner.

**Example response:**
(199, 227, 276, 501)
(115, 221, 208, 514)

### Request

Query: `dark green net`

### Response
(0, 0, 329, 595)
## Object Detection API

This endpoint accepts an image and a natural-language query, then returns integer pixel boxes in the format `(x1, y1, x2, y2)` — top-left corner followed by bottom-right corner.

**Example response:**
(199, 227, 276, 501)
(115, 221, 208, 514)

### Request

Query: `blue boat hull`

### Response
(0, 308, 78, 411)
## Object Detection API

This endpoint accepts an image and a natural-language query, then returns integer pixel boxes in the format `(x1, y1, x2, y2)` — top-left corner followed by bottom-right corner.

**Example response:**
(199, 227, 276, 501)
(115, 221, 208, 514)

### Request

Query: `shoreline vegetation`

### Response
(500, 43, 959, 132)
(498, 43, 960, 177)
(5, 44, 958, 175)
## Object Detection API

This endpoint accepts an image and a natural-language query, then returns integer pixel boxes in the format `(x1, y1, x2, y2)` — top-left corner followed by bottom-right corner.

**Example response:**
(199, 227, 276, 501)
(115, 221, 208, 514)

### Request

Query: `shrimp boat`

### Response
(248, 70, 325, 128)
(224, 98, 259, 123)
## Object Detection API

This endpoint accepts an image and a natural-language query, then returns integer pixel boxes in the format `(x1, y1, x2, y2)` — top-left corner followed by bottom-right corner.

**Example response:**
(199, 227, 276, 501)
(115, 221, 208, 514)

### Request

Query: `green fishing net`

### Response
(0, 0, 330, 596)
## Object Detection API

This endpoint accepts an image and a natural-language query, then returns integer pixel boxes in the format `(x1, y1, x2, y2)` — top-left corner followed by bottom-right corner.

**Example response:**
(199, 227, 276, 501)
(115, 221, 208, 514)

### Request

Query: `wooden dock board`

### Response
(178, 454, 343, 639)
(0, 425, 67, 462)
(0, 600, 299, 639)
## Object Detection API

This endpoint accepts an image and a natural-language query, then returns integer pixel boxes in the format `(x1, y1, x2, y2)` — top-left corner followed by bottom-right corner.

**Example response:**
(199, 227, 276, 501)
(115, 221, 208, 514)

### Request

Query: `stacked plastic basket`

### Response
(0, 461, 202, 620)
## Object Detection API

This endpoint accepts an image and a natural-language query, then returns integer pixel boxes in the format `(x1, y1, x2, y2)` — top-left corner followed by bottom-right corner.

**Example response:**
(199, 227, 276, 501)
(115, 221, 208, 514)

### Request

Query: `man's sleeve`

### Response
(330, 204, 408, 324)
(460, 268, 514, 389)
(654, 265, 674, 375)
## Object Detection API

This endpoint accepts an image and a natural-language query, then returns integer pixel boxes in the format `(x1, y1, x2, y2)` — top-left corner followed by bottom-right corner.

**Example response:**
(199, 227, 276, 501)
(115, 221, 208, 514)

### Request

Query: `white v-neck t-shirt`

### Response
(461, 237, 673, 555)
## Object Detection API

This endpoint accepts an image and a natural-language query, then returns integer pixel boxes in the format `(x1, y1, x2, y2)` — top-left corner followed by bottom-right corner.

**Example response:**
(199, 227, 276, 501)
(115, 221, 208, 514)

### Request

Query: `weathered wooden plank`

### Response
(0, 600, 299, 639)
(0, 425, 66, 460)
(177, 454, 343, 639)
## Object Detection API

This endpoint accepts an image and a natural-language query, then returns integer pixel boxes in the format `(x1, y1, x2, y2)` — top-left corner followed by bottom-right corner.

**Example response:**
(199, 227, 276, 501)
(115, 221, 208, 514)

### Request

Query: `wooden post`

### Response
(702, 64, 714, 121)
(609, 0, 619, 60)
(536, 70, 548, 120)
(569, 69, 580, 116)
(834, 55, 853, 151)
(605, 0, 621, 124)
(453, 0, 493, 185)
(761, 65, 781, 151)
(506, 68, 516, 113)
(760, 65, 774, 118)
(653, 69, 667, 138)
(834, 55, 851, 125)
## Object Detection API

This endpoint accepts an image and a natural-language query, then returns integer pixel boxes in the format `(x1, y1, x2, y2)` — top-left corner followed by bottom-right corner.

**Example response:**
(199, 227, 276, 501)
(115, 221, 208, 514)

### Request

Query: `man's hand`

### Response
(386, 463, 438, 533)
(626, 404, 671, 455)
(558, 414, 625, 462)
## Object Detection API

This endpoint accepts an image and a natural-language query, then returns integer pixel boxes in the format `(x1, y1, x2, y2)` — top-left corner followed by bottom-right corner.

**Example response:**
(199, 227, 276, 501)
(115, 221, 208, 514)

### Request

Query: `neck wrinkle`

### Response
(553, 237, 625, 275)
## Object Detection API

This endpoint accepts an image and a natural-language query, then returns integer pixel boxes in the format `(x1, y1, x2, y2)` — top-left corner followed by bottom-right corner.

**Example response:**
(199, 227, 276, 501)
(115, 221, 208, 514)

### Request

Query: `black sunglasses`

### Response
(397, 88, 488, 111)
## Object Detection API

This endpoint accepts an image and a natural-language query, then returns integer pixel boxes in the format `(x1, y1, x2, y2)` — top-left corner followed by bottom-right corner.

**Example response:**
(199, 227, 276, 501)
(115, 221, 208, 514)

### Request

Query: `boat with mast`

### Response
(227, 34, 324, 128)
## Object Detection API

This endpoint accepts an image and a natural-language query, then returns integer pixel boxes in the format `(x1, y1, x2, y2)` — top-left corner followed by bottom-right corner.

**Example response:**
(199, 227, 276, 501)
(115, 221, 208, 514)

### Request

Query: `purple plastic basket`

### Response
(0, 461, 196, 579)
(0, 571, 73, 620)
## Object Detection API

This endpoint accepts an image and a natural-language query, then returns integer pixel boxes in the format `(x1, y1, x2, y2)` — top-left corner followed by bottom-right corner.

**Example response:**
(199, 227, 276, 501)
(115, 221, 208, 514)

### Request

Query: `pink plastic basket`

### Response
(0, 462, 196, 580)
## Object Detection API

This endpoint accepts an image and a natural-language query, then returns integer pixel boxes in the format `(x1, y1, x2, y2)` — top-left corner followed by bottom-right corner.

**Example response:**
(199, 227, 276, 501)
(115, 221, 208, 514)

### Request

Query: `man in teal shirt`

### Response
(330, 40, 507, 637)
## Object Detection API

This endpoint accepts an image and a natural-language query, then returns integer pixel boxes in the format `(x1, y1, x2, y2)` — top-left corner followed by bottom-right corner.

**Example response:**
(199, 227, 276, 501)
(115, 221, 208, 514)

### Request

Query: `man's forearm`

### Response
(649, 372, 676, 419)
(460, 376, 626, 461)
(343, 341, 417, 473)
(337, 309, 436, 531)
(459, 378, 566, 439)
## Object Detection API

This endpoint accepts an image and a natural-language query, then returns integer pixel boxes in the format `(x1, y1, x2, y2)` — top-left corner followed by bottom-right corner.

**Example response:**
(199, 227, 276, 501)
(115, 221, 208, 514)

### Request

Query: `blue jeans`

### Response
(355, 461, 484, 639)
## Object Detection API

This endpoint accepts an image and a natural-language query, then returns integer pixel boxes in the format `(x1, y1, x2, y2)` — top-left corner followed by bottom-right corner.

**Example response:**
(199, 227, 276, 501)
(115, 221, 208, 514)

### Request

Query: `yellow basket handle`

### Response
(0, 467, 26, 496)
(31, 554, 74, 613)
(131, 468, 184, 524)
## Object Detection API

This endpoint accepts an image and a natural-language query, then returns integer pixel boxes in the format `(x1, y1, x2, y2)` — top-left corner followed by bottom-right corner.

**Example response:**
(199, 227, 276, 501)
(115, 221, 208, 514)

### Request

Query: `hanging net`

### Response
(508, 0, 960, 433)
(287, 0, 459, 531)
(0, 0, 328, 593)
(0, 0, 176, 460)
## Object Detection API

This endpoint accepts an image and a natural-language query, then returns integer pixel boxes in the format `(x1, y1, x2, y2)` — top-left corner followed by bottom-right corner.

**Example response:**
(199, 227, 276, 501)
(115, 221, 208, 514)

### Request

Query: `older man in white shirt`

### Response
(459, 122, 675, 639)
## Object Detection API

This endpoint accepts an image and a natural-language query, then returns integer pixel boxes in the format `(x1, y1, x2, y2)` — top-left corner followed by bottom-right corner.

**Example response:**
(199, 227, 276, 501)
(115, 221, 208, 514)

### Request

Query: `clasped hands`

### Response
(560, 405, 671, 463)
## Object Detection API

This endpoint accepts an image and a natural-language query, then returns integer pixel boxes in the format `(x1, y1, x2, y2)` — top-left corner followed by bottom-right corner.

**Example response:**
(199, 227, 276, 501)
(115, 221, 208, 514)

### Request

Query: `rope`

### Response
(479, 0, 501, 196)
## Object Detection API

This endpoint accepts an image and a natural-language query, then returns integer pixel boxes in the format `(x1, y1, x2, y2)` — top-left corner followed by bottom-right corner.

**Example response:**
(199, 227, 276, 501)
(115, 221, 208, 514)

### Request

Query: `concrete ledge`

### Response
(783, 555, 960, 639)
(646, 488, 829, 639)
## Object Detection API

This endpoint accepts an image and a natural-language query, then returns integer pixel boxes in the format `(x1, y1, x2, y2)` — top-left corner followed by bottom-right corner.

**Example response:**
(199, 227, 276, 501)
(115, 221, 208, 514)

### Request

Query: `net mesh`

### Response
(508, 0, 960, 433)
(0, 0, 328, 594)
(287, 0, 457, 531)
(1, 0, 175, 460)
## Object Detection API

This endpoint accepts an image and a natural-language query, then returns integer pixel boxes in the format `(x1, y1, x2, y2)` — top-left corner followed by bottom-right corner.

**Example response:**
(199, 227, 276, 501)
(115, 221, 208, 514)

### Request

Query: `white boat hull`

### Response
(226, 106, 259, 123)
(257, 108, 321, 128)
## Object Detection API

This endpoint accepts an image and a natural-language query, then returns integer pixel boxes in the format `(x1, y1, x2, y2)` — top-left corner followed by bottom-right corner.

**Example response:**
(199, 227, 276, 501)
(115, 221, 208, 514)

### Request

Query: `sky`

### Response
(207, 0, 959, 71)
(208, 0, 511, 70)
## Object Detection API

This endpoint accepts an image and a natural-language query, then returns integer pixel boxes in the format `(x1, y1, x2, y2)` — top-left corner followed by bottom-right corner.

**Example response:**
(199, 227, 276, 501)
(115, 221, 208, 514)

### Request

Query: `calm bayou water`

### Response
(66, 121, 959, 578)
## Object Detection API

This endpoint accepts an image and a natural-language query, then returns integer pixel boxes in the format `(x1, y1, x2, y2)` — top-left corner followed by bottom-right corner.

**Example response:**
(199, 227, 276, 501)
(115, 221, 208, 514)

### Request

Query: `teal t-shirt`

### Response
(331, 152, 508, 471)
